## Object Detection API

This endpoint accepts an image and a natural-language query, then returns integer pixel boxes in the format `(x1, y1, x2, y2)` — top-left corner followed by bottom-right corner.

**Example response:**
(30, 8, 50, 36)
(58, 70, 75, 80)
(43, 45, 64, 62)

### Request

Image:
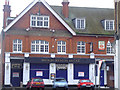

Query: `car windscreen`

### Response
(81, 80, 91, 83)
(33, 79, 43, 82)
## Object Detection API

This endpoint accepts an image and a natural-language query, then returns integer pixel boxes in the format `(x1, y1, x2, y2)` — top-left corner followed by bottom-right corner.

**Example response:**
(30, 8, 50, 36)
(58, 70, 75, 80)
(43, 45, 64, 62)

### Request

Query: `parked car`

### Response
(26, 78, 44, 90)
(77, 79, 94, 90)
(53, 78, 68, 90)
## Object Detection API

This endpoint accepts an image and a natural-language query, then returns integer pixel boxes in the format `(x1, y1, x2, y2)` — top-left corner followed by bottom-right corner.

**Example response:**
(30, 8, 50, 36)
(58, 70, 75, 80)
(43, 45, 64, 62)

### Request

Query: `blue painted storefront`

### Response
(74, 64, 89, 79)
(30, 63, 49, 79)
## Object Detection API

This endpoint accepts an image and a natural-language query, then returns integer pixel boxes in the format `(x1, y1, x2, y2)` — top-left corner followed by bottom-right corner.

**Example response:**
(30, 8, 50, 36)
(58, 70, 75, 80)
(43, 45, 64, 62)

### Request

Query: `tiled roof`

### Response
(52, 6, 115, 36)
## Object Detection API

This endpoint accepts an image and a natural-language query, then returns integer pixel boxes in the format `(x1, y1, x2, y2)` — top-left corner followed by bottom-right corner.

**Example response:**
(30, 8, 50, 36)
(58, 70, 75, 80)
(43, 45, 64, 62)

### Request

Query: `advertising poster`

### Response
(78, 72, 84, 77)
(36, 71, 43, 76)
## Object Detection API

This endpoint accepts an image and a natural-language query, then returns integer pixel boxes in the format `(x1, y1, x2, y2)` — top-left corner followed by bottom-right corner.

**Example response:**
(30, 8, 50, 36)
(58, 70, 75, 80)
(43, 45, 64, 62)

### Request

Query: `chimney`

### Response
(3, 0, 11, 29)
(62, 0, 69, 18)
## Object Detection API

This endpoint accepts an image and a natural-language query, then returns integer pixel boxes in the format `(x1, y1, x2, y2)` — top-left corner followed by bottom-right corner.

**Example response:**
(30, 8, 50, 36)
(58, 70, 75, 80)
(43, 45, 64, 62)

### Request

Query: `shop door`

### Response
(56, 69, 67, 81)
(100, 70, 104, 86)
(56, 64, 67, 81)
(11, 64, 23, 87)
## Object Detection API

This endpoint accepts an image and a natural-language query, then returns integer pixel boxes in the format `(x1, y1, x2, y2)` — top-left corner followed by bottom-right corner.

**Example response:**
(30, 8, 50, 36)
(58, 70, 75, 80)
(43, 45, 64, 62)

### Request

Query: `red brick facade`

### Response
(2, 0, 114, 87)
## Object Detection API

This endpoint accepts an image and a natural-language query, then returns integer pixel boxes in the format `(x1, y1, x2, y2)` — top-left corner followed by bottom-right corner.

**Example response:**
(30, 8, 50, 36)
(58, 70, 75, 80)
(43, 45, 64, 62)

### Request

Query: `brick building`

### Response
(2, 0, 115, 87)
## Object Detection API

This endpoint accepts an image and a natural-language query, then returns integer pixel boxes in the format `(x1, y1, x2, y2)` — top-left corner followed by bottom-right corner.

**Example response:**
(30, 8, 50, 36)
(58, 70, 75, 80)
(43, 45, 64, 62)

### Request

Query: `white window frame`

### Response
(77, 41, 86, 54)
(30, 15, 49, 28)
(31, 40, 49, 54)
(75, 18, 86, 29)
(106, 41, 114, 55)
(105, 20, 114, 30)
(57, 41, 66, 54)
(13, 39, 22, 53)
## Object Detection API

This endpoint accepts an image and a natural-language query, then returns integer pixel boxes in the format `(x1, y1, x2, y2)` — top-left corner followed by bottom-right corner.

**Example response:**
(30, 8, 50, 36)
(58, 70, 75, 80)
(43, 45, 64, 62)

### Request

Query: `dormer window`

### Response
(75, 18, 86, 29)
(105, 20, 114, 30)
(30, 15, 49, 28)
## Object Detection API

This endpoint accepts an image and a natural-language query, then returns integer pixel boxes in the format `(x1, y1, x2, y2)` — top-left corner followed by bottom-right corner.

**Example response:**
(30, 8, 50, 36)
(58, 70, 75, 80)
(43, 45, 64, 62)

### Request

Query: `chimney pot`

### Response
(63, 0, 69, 2)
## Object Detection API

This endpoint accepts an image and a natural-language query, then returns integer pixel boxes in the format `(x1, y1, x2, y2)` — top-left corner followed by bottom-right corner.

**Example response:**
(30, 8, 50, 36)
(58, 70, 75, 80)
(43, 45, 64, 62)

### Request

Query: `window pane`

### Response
(40, 45, 44, 52)
(45, 45, 48, 52)
(31, 45, 35, 52)
(37, 21, 41, 26)
(18, 44, 22, 51)
(13, 40, 17, 43)
(58, 46, 61, 52)
(36, 45, 39, 52)
(32, 41, 35, 44)
(44, 17, 48, 20)
(81, 20, 84, 29)
(13, 44, 17, 51)
(44, 21, 48, 26)
(77, 20, 80, 29)
(62, 46, 65, 52)
(32, 21, 36, 26)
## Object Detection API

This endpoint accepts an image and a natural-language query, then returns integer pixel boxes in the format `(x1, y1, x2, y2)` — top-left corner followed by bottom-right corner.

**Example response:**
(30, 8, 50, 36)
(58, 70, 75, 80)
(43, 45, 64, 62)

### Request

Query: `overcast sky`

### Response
(0, 0, 114, 31)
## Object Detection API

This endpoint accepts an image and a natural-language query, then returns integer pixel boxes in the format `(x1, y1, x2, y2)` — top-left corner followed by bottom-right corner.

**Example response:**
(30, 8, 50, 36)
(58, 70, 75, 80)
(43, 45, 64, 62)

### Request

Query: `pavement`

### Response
(1, 87, 116, 90)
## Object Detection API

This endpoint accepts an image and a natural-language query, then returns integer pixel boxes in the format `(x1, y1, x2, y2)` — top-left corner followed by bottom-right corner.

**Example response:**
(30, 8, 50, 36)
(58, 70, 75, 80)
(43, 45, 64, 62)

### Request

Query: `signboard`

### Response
(98, 41, 105, 50)
(25, 57, 95, 64)
(13, 72, 19, 77)
(36, 71, 43, 76)
(78, 72, 84, 77)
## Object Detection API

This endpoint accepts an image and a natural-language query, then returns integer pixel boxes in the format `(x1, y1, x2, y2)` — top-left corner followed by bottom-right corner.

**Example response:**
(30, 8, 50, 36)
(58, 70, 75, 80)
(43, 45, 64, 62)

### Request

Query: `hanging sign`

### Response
(36, 71, 43, 76)
(78, 72, 84, 77)
(98, 41, 105, 50)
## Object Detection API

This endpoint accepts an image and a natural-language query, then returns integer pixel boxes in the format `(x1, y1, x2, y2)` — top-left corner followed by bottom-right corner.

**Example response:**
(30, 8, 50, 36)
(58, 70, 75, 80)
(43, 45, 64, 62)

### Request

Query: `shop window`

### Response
(77, 41, 86, 54)
(31, 40, 49, 53)
(30, 15, 49, 28)
(106, 41, 114, 54)
(57, 41, 66, 54)
(13, 39, 22, 53)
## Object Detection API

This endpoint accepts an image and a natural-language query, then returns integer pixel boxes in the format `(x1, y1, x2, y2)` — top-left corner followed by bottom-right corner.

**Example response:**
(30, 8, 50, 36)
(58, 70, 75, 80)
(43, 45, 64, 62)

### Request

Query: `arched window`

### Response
(57, 41, 66, 53)
(107, 41, 113, 54)
(13, 39, 22, 52)
(31, 40, 49, 53)
(77, 41, 85, 54)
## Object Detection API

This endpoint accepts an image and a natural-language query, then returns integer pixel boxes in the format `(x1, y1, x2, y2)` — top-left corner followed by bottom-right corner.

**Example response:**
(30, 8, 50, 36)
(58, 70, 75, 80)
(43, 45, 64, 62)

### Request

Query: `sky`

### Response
(0, 0, 114, 31)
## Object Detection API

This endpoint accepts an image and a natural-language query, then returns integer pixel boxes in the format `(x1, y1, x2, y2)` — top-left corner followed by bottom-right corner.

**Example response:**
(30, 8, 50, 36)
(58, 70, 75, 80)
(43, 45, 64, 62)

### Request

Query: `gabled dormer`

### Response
(73, 18, 86, 30)
(101, 19, 114, 31)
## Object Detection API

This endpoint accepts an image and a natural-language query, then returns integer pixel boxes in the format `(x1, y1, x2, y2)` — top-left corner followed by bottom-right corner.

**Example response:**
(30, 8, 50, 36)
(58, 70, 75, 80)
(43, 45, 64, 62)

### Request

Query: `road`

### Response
(1, 87, 116, 90)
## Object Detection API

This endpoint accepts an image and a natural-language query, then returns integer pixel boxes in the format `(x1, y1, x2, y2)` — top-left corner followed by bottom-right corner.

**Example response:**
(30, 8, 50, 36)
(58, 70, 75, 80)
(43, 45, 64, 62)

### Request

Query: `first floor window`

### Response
(31, 40, 49, 53)
(13, 39, 22, 52)
(107, 41, 114, 54)
(77, 41, 85, 54)
(57, 41, 66, 53)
